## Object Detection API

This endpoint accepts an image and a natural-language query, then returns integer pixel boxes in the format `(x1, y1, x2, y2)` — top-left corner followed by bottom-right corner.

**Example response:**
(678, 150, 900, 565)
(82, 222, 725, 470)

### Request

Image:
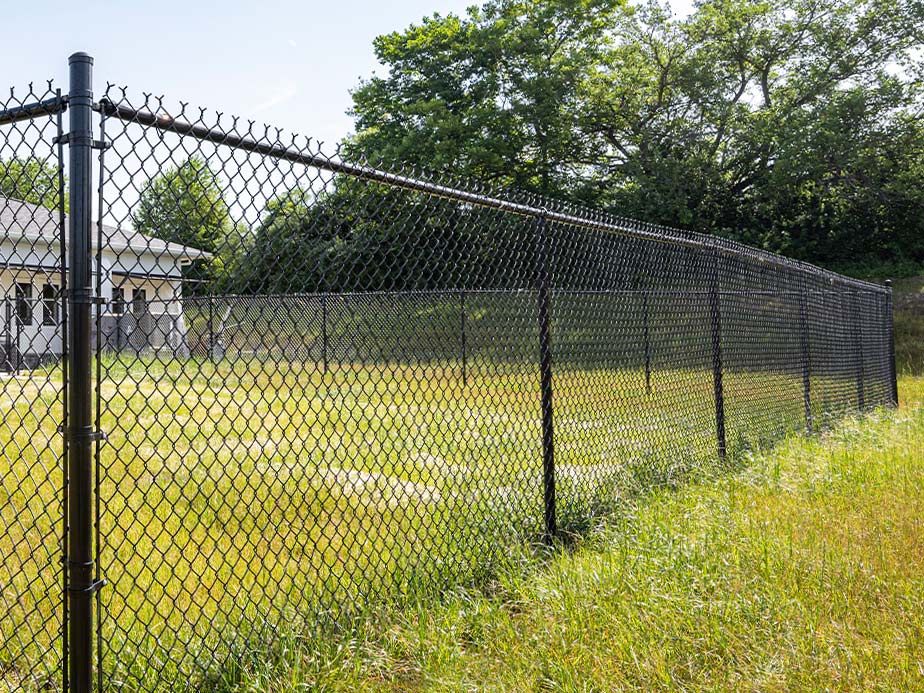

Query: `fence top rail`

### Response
(98, 92, 886, 295)
(0, 94, 67, 127)
(184, 287, 890, 302)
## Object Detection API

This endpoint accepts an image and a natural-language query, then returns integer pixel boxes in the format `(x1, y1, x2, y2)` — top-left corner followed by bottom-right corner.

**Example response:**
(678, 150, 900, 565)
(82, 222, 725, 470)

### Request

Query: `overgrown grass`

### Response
(829, 257, 924, 282)
(0, 355, 899, 691)
(212, 376, 924, 691)
(891, 277, 924, 375)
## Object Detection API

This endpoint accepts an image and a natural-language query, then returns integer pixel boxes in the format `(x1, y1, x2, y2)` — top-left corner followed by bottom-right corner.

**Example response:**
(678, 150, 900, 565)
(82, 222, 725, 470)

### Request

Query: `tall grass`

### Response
(0, 355, 896, 691)
(207, 377, 924, 692)
(892, 278, 924, 375)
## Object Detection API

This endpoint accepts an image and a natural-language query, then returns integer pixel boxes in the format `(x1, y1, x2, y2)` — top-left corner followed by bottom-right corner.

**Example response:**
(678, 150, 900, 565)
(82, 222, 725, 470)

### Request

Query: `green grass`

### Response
(0, 355, 899, 692)
(891, 277, 924, 376)
(208, 376, 924, 691)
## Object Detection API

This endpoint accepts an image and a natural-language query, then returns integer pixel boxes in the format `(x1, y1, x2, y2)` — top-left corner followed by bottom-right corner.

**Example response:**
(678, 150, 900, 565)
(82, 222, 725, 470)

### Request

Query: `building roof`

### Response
(0, 196, 211, 261)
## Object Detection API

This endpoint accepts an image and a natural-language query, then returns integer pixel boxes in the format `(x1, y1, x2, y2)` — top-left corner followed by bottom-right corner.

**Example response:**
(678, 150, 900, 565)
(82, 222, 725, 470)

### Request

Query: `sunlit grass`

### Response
(1, 354, 891, 691)
(215, 376, 924, 692)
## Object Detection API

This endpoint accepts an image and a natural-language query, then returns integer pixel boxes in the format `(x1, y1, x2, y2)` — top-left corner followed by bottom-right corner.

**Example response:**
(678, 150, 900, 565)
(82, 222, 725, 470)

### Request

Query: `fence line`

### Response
(98, 97, 890, 296)
(0, 53, 899, 693)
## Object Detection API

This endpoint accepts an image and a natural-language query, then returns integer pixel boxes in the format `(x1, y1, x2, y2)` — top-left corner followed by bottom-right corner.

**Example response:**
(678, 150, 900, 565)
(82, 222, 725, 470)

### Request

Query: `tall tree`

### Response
(133, 157, 234, 287)
(583, 0, 923, 234)
(348, 0, 924, 268)
(350, 0, 627, 197)
(0, 156, 65, 211)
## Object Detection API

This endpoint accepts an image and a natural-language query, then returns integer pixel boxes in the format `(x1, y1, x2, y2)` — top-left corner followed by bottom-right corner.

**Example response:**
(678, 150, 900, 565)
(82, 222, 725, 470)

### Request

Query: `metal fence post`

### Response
(852, 290, 866, 411)
(460, 289, 467, 387)
(798, 279, 813, 432)
(885, 280, 899, 407)
(709, 248, 726, 460)
(66, 51, 98, 693)
(642, 290, 651, 394)
(1, 297, 9, 372)
(13, 303, 21, 374)
(208, 295, 215, 361)
(321, 293, 328, 373)
(535, 213, 556, 543)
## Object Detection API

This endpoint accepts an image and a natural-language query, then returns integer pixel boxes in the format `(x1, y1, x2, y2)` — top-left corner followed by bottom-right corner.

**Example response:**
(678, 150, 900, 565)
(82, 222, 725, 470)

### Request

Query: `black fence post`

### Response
(642, 290, 651, 395)
(2, 297, 9, 372)
(885, 280, 899, 407)
(852, 290, 866, 411)
(535, 213, 556, 544)
(709, 248, 726, 460)
(460, 289, 467, 387)
(208, 295, 214, 361)
(66, 51, 97, 693)
(13, 304, 21, 374)
(798, 279, 813, 432)
(321, 293, 328, 373)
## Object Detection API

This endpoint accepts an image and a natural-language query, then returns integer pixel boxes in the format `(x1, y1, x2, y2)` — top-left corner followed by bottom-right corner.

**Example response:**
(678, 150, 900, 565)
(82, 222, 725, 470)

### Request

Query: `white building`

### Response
(1, 196, 210, 369)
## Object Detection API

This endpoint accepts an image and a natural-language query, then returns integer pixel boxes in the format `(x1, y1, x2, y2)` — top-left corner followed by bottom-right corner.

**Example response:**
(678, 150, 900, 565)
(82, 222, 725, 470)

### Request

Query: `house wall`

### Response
(0, 266, 64, 366)
(101, 272, 191, 357)
(108, 273, 184, 315)
(1, 244, 189, 362)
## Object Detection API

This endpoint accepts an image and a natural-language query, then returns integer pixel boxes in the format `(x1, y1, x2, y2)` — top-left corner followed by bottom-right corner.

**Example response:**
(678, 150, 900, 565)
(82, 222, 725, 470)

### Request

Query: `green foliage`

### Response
(349, 0, 924, 268)
(0, 156, 66, 211)
(350, 0, 627, 197)
(236, 181, 531, 293)
(133, 157, 235, 287)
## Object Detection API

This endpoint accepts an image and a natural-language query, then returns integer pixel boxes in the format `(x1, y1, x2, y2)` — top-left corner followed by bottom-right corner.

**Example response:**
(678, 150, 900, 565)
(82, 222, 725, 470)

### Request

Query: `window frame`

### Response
(15, 282, 33, 327)
(112, 287, 125, 315)
(42, 283, 59, 327)
(132, 288, 147, 314)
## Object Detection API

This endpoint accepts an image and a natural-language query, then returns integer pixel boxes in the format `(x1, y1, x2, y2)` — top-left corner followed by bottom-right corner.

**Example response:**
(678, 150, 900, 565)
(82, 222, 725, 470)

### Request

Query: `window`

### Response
(42, 284, 58, 326)
(15, 283, 32, 326)
(112, 287, 125, 315)
(132, 288, 147, 314)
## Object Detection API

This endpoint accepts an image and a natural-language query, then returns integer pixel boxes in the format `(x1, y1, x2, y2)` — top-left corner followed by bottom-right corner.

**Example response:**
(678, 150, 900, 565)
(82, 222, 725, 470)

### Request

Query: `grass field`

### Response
(207, 376, 924, 691)
(0, 354, 896, 692)
(892, 277, 924, 375)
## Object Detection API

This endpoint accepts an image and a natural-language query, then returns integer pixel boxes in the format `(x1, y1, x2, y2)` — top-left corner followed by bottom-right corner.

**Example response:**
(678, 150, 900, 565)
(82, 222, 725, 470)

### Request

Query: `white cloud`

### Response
(288, 39, 298, 48)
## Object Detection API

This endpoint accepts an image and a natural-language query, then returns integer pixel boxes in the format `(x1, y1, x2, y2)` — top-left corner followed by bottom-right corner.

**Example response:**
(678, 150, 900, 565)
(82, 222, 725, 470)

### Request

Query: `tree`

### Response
(133, 157, 235, 288)
(583, 0, 923, 235)
(238, 182, 488, 293)
(349, 0, 627, 197)
(348, 0, 924, 268)
(0, 156, 66, 211)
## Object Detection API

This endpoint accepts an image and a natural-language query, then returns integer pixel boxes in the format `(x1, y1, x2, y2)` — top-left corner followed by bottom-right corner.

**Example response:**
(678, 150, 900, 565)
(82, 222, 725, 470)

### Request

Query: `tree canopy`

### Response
(133, 157, 241, 287)
(348, 0, 924, 269)
(134, 157, 231, 253)
(0, 156, 66, 211)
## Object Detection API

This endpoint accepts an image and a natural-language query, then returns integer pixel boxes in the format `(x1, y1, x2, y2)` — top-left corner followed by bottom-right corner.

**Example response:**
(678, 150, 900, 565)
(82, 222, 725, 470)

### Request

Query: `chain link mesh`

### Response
(0, 79, 896, 692)
(0, 83, 68, 693)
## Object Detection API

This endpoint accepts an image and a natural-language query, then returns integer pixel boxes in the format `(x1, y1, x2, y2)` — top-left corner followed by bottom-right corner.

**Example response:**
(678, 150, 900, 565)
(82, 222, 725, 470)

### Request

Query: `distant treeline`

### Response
(5, 0, 922, 287)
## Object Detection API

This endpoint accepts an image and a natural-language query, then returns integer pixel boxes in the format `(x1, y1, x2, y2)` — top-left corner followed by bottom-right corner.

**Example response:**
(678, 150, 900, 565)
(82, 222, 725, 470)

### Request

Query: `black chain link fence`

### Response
(1, 55, 898, 692)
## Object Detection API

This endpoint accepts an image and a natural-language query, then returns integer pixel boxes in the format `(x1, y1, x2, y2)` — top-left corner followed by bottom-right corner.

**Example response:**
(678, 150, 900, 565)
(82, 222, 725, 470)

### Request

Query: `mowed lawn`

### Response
(0, 355, 893, 691)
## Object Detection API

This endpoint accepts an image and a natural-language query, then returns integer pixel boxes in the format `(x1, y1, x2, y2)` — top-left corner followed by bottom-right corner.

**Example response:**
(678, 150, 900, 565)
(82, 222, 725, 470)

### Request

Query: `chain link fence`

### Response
(0, 54, 898, 692)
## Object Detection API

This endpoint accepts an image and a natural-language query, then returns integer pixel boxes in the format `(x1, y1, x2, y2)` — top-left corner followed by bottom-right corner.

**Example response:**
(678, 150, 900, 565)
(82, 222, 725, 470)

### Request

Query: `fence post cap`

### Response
(68, 52, 94, 64)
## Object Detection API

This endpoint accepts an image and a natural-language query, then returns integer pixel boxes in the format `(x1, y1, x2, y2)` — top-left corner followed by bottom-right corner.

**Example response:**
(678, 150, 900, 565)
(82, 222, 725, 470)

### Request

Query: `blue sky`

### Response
(2, 1, 694, 148)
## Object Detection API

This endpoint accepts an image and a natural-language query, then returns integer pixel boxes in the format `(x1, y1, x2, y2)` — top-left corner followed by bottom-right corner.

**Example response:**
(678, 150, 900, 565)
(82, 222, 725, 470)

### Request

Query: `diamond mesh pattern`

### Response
(0, 79, 897, 692)
(0, 83, 67, 693)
